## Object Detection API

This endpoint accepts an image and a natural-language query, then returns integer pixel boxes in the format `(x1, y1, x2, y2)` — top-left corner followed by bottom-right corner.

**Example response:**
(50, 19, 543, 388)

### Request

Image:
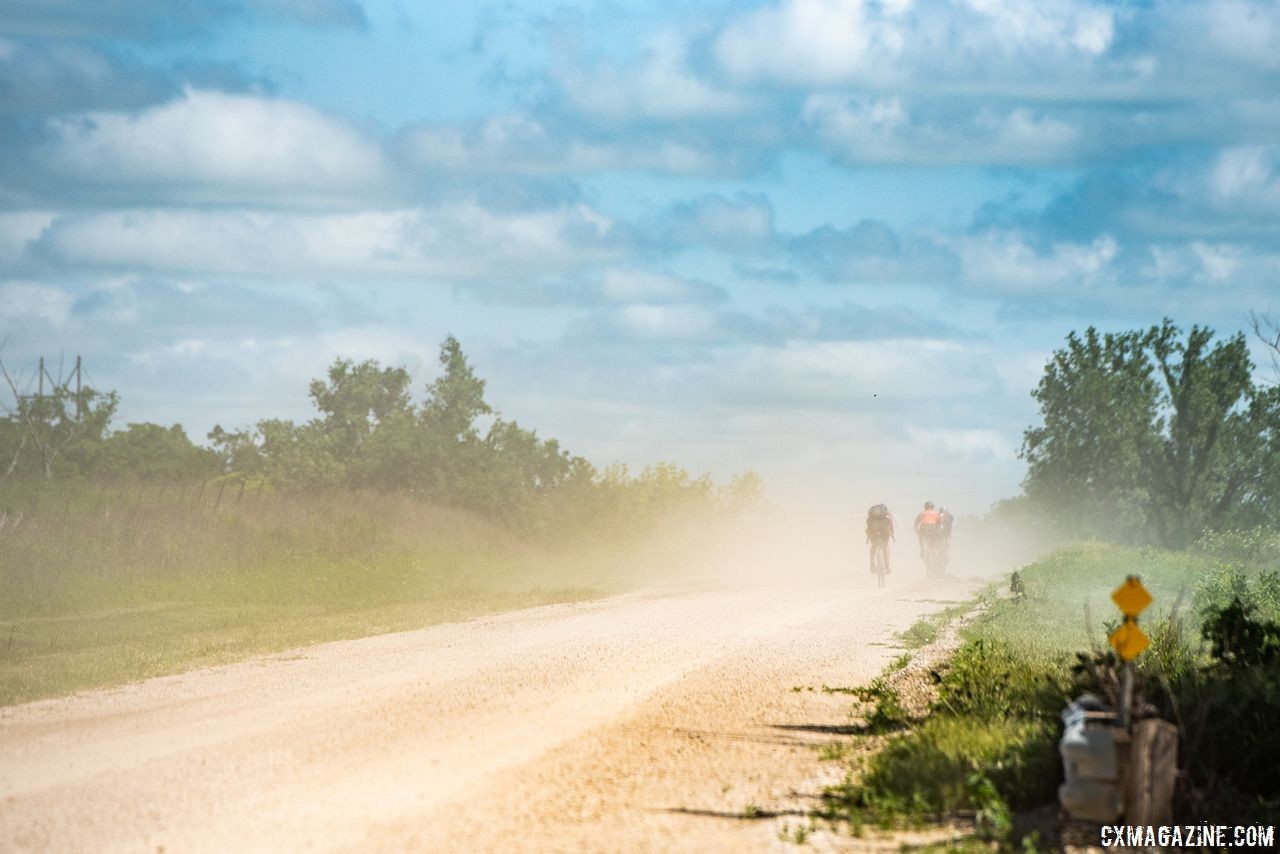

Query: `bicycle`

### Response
(921, 532, 947, 579)
(869, 539, 890, 587)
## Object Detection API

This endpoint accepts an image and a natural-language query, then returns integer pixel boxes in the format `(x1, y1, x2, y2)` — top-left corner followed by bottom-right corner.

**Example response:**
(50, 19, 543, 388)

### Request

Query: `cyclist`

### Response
(865, 503, 895, 574)
(913, 501, 942, 559)
(938, 505, 955, 565)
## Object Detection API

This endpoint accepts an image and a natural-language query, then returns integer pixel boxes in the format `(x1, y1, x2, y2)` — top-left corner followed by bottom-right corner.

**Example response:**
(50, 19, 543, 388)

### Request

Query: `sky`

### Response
(1, 0, 1278, 514)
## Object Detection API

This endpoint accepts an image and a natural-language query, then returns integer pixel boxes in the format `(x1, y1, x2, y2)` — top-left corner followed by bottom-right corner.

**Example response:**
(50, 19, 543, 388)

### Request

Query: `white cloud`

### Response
(600, 270, 720, 304)
(1197, 0, 1280, 71)
(722, 338, 992, 405)
(716, 0, 899, 85)
(42, 89, 387, 202)
(0, 281, 74, 325)
(803, 94, 1081, 165)
(402, 113, 726, 176)
(951, 231, 1118, 291)
(660, 194, 777, 252)
(963, 0, 1114, 56)
(37, 203, 625, 280)
(906, 425, 1013, 459)
(715, 0, 1118, 88)
(560, 30, 751, 120)
(1190, 241, 1242, 282)
(616, 304, 720, 340)
(1210, 146, 1280, 218)
(0, 211, 55, 267)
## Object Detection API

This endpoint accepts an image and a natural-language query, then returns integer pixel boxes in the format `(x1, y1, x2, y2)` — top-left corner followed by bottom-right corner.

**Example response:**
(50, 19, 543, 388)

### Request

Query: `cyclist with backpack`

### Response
(865, 503, 895, 577)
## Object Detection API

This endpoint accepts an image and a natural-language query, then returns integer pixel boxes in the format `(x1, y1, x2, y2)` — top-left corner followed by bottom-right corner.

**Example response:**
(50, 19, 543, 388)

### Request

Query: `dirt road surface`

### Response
(1, 574, 982, 852)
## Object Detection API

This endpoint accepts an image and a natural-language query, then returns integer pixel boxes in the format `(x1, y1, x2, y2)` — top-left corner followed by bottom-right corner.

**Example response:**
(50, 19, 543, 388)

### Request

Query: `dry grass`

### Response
(0, 483, 628, 705)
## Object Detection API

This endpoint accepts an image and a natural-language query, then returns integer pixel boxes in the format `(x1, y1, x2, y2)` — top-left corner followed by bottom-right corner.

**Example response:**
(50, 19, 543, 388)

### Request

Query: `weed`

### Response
(777, 821, 812, 844)
(898, 602, 971, 649)
(817, 742, 849, 761)
(854, 678, 911, 733)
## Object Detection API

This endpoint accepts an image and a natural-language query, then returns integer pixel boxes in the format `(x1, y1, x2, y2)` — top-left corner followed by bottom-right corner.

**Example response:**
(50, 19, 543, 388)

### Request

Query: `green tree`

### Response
(208, 424, 264, 475)
(308, 359, 412, 468)
(1020, 328, 1158, 542)
(89, 423, 221, 481)
(1142, 322, 1257, 546)
(421, 335, 491, 442)
(1022, 320, 1279, 546)
(0, 358, 117, 480)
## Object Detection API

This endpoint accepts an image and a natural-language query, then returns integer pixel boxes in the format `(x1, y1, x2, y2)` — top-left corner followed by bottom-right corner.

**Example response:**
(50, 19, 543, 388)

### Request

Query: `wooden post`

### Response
(1123, 718, 1178, 825)
(1119, 661, 1133, 728)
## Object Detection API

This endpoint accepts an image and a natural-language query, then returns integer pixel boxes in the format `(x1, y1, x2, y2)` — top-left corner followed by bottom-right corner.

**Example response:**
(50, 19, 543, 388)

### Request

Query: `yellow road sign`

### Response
(1109, 620, 1150, 661)
(1111, 576, 1152, 617)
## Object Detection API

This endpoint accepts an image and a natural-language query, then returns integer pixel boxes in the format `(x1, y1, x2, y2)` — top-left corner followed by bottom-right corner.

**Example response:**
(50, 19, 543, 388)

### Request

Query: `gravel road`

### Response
(1, 573, 982, 852)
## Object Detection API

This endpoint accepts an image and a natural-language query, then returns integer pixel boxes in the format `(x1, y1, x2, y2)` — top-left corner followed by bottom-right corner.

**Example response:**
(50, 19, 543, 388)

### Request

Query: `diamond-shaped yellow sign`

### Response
(1109, 620, 1150, 661)
(1111, 576, 1152, 617)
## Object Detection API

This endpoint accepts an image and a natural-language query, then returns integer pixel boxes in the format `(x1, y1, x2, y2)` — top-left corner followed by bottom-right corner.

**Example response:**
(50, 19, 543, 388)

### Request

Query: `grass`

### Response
(823, 540, 1244, 847)
(0, 482, 663, 705)
(898, 601, 973, 649)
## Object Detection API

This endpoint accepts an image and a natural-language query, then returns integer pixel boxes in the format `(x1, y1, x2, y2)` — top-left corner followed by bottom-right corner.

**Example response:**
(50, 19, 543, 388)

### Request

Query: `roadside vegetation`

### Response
(0, 337, 760, 705)
(816, 318, 1280, 849)
(823, 536, 1280, 848)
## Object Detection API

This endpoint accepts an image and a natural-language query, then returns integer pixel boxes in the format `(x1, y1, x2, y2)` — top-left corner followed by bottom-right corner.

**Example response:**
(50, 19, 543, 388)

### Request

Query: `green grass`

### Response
(825, 540, 1248, 845)
(897, 601, 973, 649)
(0, 483, 649, 705)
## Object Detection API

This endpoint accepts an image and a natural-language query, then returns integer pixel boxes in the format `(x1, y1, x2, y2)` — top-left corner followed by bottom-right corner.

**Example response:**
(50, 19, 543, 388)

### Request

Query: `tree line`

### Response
(1019, 318, 1280, 548)
(0, 337, 762, 531)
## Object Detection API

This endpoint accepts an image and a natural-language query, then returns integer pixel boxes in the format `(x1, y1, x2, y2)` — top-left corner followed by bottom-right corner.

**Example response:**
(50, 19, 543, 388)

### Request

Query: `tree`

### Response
(421, 335, 491, 443)
(1142, 321, 1256, 546)
(90, 423, 221, 481)
(0, 356, 117, 480)
(308, 359, 412, 467)
(1020, 328, 1158, 542)
(1022, 320, 1280, 546)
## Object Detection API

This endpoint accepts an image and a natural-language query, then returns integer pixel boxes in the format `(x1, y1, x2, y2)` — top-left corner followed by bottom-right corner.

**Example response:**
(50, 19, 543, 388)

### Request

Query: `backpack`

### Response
(866, 505, 891, 537)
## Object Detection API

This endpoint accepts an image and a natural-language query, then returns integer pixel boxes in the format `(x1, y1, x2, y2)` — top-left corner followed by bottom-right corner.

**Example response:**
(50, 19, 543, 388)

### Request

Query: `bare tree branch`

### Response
(1252, 308, 1280, 382)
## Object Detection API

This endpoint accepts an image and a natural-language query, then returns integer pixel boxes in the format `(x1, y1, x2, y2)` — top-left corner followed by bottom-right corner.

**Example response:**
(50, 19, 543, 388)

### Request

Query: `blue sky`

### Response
(1, 0, 1278, 513)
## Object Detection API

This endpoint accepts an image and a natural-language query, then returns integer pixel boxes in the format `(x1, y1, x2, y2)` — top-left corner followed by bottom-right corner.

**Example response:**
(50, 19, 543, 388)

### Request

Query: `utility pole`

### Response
(37, 357, 44, 398)
(75, 355, 82, 420)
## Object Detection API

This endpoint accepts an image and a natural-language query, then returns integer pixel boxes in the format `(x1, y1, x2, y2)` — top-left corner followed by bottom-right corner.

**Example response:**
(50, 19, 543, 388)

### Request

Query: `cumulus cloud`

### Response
(401, 113, 731, 176)
(0, 211, 56, 267)
(0, 38, 176, 114)
(711, 338, 998, 410)
(557, 29, 752, 120)
(950, 229, 1119, 292)
(802, 94, 1083, 166)
(598, 269, 725, 305)
(0, 280, 74, 325)
(787, 220, 958, 283)
(714, 0, 1118, 88)
(33, 203, 627, 281)
(656, 194, 777, 253)
(38, 89, 387, 203)
(715, 0, 905, 86)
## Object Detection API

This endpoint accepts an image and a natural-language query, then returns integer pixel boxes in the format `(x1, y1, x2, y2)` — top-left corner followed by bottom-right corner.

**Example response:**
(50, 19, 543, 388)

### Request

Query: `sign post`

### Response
(1108, 575, 1152, 728)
